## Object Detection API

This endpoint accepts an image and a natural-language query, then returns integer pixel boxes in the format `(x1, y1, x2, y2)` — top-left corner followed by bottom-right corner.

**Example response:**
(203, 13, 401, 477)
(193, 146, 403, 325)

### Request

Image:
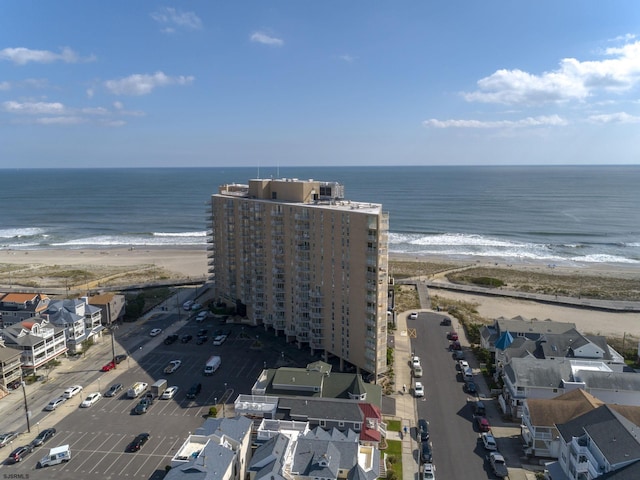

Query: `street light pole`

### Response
(21, 381, 30, 433)
(110, 326, 117, 369)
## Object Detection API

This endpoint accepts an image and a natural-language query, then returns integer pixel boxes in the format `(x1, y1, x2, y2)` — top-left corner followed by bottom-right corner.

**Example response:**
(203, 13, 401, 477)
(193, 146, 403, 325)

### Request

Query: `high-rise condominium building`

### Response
(208, 178, 389, 378)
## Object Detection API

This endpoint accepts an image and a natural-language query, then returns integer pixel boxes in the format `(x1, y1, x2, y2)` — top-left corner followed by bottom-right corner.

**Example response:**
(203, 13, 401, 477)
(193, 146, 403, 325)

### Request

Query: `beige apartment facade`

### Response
(208, 178, 389, 378)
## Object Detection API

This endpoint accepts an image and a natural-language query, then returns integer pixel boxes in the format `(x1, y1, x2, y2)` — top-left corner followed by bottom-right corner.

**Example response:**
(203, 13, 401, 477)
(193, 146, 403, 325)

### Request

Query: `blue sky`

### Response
(1, 1, 639, 167)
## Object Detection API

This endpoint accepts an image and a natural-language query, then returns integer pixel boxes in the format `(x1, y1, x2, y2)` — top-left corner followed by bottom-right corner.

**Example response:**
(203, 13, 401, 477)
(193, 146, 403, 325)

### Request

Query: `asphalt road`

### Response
(0, 310, 319, 479)
(410, 312, 499, 479)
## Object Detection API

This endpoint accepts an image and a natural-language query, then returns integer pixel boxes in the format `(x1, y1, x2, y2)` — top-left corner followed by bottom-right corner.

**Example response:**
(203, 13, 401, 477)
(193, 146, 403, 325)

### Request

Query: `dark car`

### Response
(7, 445, 32, 463)
(164, 334, 179, 345)
(30, 428, 56, 448)
(126, 433, 150, 452)
(440, 317, 452, 326)
(196, 335, 208, 345)
(114, 354, 127, 364)
(186, 382, 202, 399)
(105, 383, 123, 397)
(417, 418, 429, 442)
(180, 334, 193, 343)
(420, 441, 433, 463)
(465, 381, 478, 394)
(471, 400, 486, 416)
(197, 329, 208, 337)
(133, 398, 151, 415)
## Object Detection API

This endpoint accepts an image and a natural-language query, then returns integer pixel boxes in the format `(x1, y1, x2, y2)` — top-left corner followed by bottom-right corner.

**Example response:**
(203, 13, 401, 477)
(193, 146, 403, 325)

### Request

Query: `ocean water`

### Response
(1, 166, 639, 266)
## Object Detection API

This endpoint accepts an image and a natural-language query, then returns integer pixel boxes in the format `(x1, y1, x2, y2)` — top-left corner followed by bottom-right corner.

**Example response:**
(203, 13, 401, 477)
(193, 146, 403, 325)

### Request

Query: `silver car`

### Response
(45, 396, 67, 411)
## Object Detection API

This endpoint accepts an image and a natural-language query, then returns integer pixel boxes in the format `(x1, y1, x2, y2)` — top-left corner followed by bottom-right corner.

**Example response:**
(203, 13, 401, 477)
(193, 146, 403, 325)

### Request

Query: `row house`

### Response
(0, 340, 22, 395)
(546, 404, 640, 480)
(0, 292, 50, 328)
(41, 297, 104, 354)
(1, 318, 67, 372)
(88, 293, 126, 325)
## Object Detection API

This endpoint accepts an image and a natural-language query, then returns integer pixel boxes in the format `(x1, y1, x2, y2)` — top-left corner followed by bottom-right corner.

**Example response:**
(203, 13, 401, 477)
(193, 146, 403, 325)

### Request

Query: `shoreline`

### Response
(1, 247, 637, 340)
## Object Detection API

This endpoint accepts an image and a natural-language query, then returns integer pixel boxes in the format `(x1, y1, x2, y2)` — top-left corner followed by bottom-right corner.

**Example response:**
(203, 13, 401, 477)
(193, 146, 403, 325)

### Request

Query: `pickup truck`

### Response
(488, 452, 509, 478)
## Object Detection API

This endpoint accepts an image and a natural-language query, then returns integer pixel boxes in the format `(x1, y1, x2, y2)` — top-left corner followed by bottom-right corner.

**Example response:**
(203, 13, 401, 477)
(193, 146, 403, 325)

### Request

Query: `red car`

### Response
(101, 361, 116, 372)
(447, 331, 459, 341)
(476, 416, 491, 432)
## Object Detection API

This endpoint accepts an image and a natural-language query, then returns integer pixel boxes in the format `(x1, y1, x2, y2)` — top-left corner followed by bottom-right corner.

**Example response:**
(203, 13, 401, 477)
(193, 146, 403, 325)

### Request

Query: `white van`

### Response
(38, 444, 71, 468)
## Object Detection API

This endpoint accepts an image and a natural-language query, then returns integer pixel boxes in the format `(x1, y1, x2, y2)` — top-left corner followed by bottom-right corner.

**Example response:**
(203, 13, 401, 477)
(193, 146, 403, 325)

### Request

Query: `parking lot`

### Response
(0, 306, 318, 479)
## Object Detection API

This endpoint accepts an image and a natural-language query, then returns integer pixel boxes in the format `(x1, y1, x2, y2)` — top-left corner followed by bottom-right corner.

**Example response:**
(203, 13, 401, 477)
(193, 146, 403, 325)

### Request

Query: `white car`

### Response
(182, 300, 194, 311)
(212, 335, 227, 346)
(63, 385, 83, 399)
(481, 432, 498, 451)
(422, 463, 436, 480)
(164, 360, 182, 374)
(409, 312, 418, 320)
(80, 392, 102, 408)
(161, 386, 179, 399)
(150, 328, 162, 337)
(414, 381, 425, 397)
(458, 360, 470, 371)
(412, 355, 421, 368)
(196, 311, 208, 322)
(45, 396, 67, 411)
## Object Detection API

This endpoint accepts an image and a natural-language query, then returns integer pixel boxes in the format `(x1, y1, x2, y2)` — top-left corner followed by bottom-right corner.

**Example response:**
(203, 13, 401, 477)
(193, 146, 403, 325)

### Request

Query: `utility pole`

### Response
(21, 381, 30, 433)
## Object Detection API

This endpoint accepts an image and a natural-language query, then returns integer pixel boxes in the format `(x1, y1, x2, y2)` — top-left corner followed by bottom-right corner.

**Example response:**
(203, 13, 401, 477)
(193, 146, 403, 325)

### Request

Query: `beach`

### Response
(0, 247, 637, 340)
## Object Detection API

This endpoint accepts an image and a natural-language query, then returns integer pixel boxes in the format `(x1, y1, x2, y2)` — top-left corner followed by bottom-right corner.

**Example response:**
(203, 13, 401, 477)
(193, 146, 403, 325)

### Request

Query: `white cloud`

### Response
(587, 112, 640, 124)
(250, 31, 284, 47)
(151, 7, 202, 32)
(81, 107, 109, 115)
(463, 39, 640, 106)
(0, 47, 94, 65)
(35, 116, 84, 125)
(113, 101, 124, 110)
(86, 88, 94, 98)
(3, 100, 65, 115)
(423, 115, 568, 129)
(104, 71, 194, 96)
(103, 120, 126, 127)
(339, 54, 356, 63)
(0, 81, 10, 90)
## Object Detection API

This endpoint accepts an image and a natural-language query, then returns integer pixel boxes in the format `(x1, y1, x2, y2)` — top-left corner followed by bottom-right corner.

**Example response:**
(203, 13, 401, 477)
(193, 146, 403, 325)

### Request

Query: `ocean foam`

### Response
(0, 227, 46, 238)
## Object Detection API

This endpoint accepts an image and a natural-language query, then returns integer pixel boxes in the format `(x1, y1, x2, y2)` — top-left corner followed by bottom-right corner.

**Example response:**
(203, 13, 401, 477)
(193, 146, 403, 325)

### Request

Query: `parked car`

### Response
(30, 428, 56, 448)
(63, 385, 83, 398)
(452, 350, 465, 360)
(45, 397, 67, 411)
(470, 400, 486, 416)
(182, 300, 194, 311)
(409, 312, 418, 320)
(196, 335, 208, 345)
(161, 386, 179, 400)
(420, 441, 433, 463)
(101, 361, 116, 372)
(197, 329, 208, 336)
(195, 311, 208, 322)
(164, 360, 182, 374)
(7, 444, 32, 463)
(114, 354, 127, 364)
(412, 355, 421, 368)
(449, 340, 462, 351)
(149, 328, 162, 337)
(212, 335, 227, 346)
(457, 360, 470, 371)
(464, 380, 478, 394)
(475, 416, 491, 432)
(0, 432, 18, 448)
(80, 392, 102, 408)
(133, 398, 151, 415)
(440, 317, 451, 326)
(164, 334, 179, 345)
(180, 334, 193, 343)
(418, 418, 429, 442)
(105, 383, 123, 397)
(414, 382, 425, 398)
(447, 331, 459, 341)
(190, 303, 202, 311)
(481, 432, 498, 451)
(422, 463, 436, 480)
(186, 382, 202, 399)
(488, 452, 509, 478)
(126, 433, 150, 452)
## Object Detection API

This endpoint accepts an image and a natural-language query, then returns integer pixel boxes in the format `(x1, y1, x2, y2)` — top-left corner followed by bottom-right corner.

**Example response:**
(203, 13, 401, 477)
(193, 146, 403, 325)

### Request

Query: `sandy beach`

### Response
(0, 248, 637, 340)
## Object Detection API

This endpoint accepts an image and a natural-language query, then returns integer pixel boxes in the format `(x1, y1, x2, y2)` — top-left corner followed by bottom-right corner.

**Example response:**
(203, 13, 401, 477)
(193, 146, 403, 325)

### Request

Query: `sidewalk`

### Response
(387, 311, 420, 478)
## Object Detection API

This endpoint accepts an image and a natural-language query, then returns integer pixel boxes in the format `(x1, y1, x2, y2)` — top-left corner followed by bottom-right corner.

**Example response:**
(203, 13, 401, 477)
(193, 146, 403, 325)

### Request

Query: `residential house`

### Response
(501, 357, 640, 418)
(0, 292, 50, 328)
(166, 415, 253, 480)
(1, 318, 67, 372)
(481, 316, 577, 352)
(0, 340, 23, 395)
(248, 425, 379, 480)
(545, 405, 640, 480)
(41, 297, 104, 354)
(88, 293, 125, 325)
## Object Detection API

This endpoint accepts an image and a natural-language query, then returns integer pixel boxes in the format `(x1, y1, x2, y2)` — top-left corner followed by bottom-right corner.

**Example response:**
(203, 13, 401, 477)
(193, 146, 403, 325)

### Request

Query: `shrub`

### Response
(208, 406, 218, 418)
(470, 276, 505, 288)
